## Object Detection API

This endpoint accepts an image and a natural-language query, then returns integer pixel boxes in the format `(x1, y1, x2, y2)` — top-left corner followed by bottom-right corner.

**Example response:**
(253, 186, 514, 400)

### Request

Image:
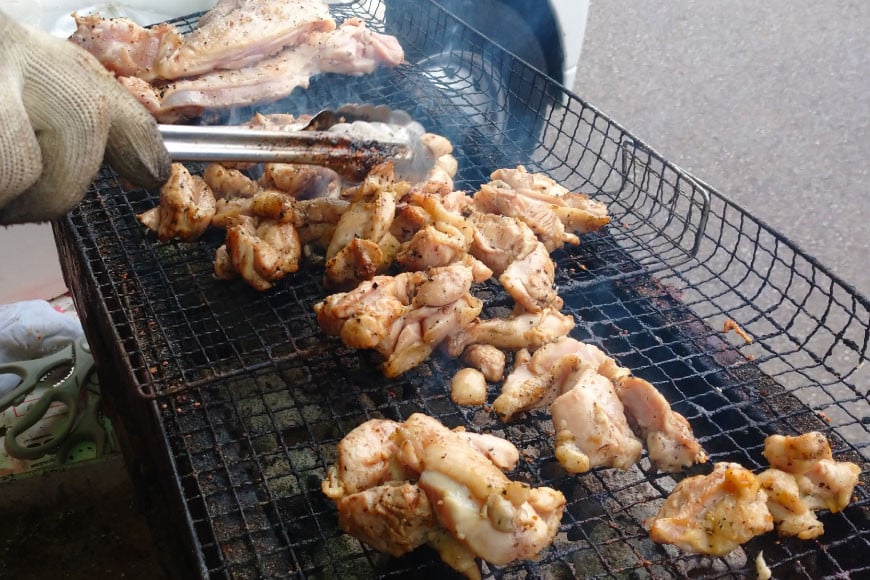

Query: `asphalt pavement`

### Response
(572, 0, 869, 298)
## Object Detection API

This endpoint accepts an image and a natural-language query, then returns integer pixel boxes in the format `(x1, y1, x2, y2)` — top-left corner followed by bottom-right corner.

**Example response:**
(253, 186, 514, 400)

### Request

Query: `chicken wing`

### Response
(646, 462, 774, 556)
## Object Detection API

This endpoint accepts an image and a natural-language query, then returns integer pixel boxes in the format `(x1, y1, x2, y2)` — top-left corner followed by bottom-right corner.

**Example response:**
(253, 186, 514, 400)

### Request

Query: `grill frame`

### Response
(52, 1, 869, 578)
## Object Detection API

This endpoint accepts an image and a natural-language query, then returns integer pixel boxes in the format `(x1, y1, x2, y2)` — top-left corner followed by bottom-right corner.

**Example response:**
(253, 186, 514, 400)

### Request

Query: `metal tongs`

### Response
(159, 104, 435, 181)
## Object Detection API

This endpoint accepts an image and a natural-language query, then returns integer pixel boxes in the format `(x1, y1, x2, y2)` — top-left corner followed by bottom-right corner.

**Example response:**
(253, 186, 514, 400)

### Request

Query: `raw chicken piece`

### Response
(646, 462, 774, 556)
(759, 432, 860, 539)
(137, 163, 215, 241)
(446, 309, 575, 358)
(213, 215, 301, 290)
(395, 414, 566, 569)
(322, 414, 565, 579)
(551, 365, 643, 473)
(615, 376, 708, 471)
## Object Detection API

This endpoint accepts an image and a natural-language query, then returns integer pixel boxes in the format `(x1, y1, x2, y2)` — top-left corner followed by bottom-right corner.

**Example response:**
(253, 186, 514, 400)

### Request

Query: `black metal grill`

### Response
(53, 1, 869, 578)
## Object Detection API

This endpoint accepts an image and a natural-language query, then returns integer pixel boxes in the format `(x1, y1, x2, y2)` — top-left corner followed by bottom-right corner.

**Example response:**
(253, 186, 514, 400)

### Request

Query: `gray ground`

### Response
(572, 0, 870, 298)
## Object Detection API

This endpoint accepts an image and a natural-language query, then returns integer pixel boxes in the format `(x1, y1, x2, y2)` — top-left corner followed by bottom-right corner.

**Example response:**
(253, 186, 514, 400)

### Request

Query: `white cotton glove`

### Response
(0, 9, 171, 224)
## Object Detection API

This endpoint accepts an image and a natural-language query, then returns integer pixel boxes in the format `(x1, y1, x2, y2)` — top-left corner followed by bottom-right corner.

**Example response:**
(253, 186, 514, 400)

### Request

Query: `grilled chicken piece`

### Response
(125, 19, 404, 122)
(615, 376, 708, 471)
(71, 0, 334, 81)
(333, 482, 438, 557)
(261, 163, 341, 199)
(757, 468, 826, 540)
(138, 163, 215, 241)
(203, 163, 260, 198)
(551, 365, 643, 473)
(322, 419, 408, 496)
(758, 432, 860, 539)
(316, 263, 482, 376)
(322, 414, 563, 579)
(324, 164, 405, 288)
(461, 344, 506, 383)
(495, 337, 704, 473)
(213, 215, 301, 290)
(446, 309, 575, 358)
(646, 462, 774, 555)
(499, 241, 562, 312)
(488, 166, 611, 236)
(379, 267, 482, 378)
(493, 337, 614, 421)
(468, 212, 561, 312)
(397, 414, 566, 571)
(158, 0, 335, 80)
(69, 13, 182, 81)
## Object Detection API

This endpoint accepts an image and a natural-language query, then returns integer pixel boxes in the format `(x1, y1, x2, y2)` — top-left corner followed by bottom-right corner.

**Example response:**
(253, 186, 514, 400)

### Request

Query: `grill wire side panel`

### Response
(57, 1, 869, 578)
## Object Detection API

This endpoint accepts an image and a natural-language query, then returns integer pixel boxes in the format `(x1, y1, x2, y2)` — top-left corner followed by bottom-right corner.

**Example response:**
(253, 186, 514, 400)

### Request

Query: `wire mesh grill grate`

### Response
(55, 1, 868, 578)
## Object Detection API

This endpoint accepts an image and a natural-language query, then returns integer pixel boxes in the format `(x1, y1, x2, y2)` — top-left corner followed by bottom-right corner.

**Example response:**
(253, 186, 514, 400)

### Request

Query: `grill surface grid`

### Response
(55, 1, 869, 578)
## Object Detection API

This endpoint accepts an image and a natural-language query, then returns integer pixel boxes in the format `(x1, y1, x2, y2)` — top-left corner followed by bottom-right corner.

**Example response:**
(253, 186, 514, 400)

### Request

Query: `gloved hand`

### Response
(0, 10, 171, 225)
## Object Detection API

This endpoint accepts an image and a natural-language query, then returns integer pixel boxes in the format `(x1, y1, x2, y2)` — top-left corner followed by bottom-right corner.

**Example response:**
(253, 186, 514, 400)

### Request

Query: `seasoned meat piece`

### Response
(450, 368, 488, 406)
(498, 241, 562, 312)
(759, 432, 860, 539)
(489, 166, 611, 235)
(322, 414, 564, 579)
(646, 462, 774, 556)
(333, 482, 438, 557)
(615, 376, 708, 471)
(261, 163, 340, 199)
(69, 13, 182, 81)
(316, 263, 482, 377)
(461, 344, 506, 383)
(324, 164, 403, 287)
(446, 309, 574, 357)
(321, 419, 407, 497)
(137, 162, 215, 241)
(122, 20, 404, 122)
(551, 365, 643, 473)
(71, 0, 335, 81)
(396, 414, 566, 569)
(203, 163, 259, 198)
(214, 215, 301, 290)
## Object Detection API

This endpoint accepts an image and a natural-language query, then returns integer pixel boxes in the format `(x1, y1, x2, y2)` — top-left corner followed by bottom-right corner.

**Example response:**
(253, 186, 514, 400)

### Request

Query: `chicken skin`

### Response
(646, 462, 774, 556)
(322, 414, 565, 579)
